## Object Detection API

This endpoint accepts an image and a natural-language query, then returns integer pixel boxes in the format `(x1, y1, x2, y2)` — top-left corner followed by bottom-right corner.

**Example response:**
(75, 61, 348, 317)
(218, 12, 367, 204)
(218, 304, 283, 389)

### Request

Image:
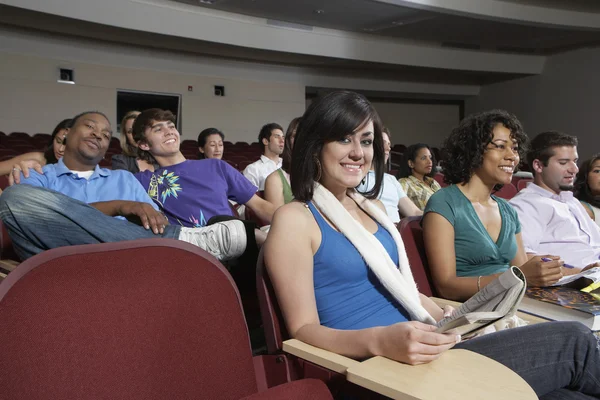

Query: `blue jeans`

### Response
(0, 185, 182, 260)
(457, 321, 600, 399)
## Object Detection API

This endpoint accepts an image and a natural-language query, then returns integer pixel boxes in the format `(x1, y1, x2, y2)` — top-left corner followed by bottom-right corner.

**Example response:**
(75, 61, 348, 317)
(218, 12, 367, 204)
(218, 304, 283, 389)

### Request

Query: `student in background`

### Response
(423, 110, 565, 302)
(574, 154, 600, 227)
(510, 132, 600, 270)
(4, 118, 70, 181)
(398, 143, 441, 211)
(197, 128, 224, 160)
(111, 111, 156, 173)
(264, 117, 300, 209)
(264, 91, 600, 399)
(132, 108, 274, 242)
(1, 111, 244, 262)
(243, 123, 284, 190)
(356, 127, 422, 223)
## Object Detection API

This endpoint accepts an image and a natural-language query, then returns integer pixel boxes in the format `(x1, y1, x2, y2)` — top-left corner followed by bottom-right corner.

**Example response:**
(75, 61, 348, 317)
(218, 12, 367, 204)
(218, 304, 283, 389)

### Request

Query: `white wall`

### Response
(0, 24, 479, 143)
(466, 46, 600, 161)
(0, 53, 305, 143)
(372, 102, 460, 147)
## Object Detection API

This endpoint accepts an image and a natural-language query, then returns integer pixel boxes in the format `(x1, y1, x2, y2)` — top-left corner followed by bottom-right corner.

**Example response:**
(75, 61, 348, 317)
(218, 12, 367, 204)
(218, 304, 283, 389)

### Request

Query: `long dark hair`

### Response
(291, 91, 384, 201)
(397, 143, 436, 179)
(44, 118, 72, 164)
(575, 154, 600, 209)
(282, 117, 301, 173)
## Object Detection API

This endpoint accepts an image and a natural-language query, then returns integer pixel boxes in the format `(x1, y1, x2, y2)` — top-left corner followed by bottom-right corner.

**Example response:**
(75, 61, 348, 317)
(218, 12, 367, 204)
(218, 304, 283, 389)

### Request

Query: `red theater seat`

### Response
(398, 216, 435, 297)
(493, 183, 518, 199)
(433, 173, 447, 187)
(517, 178, 532, 191)
(0, 240, 332, 400)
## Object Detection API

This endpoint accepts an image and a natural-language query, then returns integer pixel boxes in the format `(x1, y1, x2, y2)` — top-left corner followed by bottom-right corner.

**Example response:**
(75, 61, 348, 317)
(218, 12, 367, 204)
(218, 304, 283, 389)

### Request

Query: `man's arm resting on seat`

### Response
(90, 200, 167, 234)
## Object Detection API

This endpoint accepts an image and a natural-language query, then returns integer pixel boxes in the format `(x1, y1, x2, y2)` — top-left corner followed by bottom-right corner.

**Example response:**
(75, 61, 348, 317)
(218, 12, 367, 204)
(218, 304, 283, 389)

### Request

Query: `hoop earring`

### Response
(314, 158, 322, 182)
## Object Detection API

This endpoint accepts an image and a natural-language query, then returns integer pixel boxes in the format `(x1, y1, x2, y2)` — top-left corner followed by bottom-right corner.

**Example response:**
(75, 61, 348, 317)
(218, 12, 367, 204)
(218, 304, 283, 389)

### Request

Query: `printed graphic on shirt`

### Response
(147, 170, 182, 206)
(187, 210, 208, 228)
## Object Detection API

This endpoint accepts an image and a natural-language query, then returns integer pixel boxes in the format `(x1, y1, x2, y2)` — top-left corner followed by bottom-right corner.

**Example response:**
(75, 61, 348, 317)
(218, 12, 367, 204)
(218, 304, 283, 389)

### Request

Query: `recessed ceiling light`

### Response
(314, 9, 325, 14)
(199, 0, 216, 4)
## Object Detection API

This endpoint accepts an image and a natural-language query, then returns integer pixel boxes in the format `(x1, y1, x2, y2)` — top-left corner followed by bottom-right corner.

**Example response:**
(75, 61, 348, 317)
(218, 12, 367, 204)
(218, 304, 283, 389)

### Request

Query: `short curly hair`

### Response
(442, 109, 528, 185)
(574, 154, 600, 209)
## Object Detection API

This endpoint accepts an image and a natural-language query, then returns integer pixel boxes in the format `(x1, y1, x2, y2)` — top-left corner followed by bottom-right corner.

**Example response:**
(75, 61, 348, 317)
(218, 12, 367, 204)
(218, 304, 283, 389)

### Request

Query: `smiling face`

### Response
(65, 113, 112, 164)
(534, 145, 579, 194)
(320, 120, 374, 192)
(53, 129, 67, 160)
(199, 133, 224, 159)
(409, 147, 433, 177)
(139, 119, 180, 158)
(587, 159, 600, 196)
(474, 124, 520, 186)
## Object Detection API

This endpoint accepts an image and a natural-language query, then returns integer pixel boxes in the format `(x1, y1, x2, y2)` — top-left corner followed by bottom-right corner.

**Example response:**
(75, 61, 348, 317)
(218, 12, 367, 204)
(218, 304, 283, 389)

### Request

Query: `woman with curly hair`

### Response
(423, 110, 565, 301)
(397, 143, 441, 210)
(575, 154, 600, 226)
(265, 94, 600, 399)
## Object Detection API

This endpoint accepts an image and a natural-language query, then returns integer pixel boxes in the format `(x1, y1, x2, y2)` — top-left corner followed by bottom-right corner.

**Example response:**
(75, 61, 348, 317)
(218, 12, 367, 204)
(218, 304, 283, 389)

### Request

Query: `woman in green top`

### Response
(423, 110, 565, 301)
(264, 117, 300, 209)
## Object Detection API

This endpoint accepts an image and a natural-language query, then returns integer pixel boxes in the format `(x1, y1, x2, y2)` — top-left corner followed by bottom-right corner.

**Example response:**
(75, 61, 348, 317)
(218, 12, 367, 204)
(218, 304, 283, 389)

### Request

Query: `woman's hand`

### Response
(8, 159, 44, 185)
(520, 255, 563, 286)
(373, 321, 460, 365)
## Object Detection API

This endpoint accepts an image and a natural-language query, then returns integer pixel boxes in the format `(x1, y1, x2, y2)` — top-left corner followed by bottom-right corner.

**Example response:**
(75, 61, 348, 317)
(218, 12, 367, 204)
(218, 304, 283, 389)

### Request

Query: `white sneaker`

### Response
(178, 220, 247, 261)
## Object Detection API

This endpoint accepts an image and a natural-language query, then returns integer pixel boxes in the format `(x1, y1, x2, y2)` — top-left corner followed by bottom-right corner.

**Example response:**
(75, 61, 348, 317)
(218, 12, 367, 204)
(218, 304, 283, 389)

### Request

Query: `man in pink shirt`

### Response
(509, 131, 600, 270)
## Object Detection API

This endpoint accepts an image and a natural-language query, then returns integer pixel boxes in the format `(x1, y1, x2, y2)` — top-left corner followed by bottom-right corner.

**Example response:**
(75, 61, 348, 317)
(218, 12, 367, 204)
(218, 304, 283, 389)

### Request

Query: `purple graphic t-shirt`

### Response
(136, 159, 256, 227)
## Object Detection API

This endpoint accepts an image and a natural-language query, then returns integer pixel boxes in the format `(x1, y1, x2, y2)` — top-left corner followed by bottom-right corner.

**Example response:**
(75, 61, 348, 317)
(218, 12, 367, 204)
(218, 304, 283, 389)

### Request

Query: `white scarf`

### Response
(312, 183, 436, 324)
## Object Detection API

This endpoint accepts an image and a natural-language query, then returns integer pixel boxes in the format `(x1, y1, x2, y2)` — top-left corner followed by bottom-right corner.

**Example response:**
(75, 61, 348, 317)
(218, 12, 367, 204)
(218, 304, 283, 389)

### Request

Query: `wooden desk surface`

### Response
(346, 350, 537, 400)
(282, 339, 360, 374)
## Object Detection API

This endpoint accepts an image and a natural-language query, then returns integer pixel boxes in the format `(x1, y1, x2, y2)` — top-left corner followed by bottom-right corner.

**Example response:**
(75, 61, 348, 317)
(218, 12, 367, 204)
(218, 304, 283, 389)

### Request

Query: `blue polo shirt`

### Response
(20, 158, 158, 210)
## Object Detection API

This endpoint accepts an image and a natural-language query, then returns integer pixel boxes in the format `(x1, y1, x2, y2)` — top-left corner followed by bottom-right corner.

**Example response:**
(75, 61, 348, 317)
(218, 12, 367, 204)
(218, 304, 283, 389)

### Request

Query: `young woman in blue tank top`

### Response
(264, 91, 600, 398)
(423, 111, 570, 302)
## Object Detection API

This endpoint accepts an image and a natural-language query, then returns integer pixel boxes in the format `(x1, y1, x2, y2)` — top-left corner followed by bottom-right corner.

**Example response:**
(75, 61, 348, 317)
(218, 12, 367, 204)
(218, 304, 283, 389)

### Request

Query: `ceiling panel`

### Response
(176, 0, 600, 54)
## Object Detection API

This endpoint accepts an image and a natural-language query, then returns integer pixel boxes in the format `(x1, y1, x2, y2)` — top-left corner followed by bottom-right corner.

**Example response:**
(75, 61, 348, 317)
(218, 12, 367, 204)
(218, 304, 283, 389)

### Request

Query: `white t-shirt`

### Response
(356, 170, 406, 223)
(242, 155, 283, 190)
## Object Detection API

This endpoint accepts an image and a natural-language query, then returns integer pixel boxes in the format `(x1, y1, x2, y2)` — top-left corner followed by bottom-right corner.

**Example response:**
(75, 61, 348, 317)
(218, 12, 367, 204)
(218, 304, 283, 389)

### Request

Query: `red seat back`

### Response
(256, 248, 289, 354)
(433, 173, 447, 187)
(398, 216, 435, 297)
(517, 178, 532, 191)
(493, 183, 518, 199)
(0, 240, 259, 400)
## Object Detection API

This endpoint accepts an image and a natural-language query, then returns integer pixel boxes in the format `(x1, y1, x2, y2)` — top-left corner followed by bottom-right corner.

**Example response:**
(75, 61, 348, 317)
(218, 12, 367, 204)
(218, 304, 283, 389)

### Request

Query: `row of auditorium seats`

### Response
(5, 130, 445, 172)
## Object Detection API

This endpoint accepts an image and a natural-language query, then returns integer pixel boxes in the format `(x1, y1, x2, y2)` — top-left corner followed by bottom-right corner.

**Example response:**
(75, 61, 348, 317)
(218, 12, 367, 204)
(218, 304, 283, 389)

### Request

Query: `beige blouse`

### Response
(398, 175, 441, 211)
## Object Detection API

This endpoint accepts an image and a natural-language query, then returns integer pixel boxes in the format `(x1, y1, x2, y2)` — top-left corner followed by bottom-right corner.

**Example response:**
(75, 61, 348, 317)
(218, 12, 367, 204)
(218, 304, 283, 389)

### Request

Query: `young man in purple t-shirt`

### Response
(132, 109, 275, 251)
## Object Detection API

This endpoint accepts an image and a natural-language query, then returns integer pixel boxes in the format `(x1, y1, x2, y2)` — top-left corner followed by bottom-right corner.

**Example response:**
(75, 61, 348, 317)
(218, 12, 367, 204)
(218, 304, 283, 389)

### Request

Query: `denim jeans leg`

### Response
(0, 185, 181, 260)
(456, 321, 600, 398)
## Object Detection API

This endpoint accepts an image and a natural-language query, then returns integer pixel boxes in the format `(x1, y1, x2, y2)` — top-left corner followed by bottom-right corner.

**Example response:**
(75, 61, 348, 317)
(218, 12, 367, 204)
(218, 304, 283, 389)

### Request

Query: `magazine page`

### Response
(435, 267, 526, 329)
(553, 267, 600, 286)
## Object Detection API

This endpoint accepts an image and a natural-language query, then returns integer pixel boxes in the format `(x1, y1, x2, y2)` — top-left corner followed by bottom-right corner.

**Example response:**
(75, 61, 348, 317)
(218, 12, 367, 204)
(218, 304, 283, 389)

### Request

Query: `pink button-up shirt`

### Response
(509, 183, 600, 267)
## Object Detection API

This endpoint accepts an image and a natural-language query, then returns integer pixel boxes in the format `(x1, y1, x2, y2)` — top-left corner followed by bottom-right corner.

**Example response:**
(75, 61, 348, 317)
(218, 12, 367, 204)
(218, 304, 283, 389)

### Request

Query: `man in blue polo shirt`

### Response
(0, 111, 245, 261)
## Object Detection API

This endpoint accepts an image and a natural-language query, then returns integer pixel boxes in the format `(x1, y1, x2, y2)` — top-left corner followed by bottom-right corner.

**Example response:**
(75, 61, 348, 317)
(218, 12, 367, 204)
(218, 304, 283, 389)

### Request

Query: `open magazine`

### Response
(435, 266, 526, 337)
(552, 267, 600, 289)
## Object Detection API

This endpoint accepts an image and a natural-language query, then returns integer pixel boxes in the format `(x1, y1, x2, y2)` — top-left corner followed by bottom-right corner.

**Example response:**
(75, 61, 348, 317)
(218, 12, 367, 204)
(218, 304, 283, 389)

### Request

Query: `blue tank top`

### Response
(307, 202, 410, 330)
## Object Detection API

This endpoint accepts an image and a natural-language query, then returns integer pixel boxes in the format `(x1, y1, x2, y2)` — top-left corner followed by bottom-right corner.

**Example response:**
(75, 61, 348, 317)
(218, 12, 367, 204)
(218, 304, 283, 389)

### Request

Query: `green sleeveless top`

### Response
(277, 169, 294, 204)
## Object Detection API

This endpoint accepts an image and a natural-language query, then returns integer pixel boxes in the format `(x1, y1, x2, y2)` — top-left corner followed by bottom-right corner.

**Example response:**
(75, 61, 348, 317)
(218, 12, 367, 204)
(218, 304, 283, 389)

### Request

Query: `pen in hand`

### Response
(541, 257, 575, 269)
